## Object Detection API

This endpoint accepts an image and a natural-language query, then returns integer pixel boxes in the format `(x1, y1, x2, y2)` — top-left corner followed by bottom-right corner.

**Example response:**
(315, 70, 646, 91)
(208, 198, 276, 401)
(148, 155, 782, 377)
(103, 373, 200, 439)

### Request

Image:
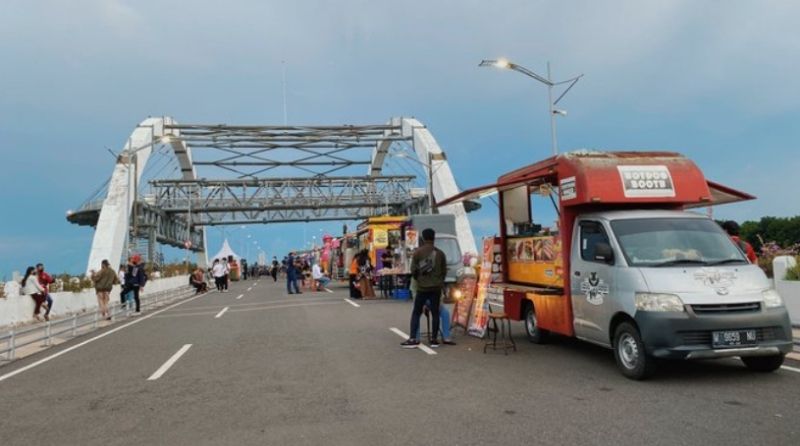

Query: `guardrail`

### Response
(0, 285, 197, 362)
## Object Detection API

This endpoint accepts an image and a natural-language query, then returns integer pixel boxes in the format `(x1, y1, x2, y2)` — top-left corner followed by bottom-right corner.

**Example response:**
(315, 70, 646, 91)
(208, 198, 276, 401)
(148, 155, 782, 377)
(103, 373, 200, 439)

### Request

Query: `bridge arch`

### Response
(85, 116, 207, 274)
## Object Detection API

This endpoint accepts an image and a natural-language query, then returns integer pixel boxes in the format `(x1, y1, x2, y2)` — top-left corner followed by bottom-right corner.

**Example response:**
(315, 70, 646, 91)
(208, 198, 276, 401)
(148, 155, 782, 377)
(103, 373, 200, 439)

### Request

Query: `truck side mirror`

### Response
(594, 242, 614, 264)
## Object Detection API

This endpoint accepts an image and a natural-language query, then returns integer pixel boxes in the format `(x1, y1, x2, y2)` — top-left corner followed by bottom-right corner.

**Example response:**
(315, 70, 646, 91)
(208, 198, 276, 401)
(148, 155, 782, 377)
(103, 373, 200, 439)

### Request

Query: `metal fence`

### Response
(0, 285, 197, 362)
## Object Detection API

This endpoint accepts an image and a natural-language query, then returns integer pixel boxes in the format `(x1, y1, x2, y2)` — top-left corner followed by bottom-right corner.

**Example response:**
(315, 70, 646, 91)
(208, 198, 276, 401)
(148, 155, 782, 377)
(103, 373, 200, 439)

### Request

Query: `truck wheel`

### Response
(524, 305, 548, 344)
(741, 354, 785, 372)
(613, 322, 656, 380)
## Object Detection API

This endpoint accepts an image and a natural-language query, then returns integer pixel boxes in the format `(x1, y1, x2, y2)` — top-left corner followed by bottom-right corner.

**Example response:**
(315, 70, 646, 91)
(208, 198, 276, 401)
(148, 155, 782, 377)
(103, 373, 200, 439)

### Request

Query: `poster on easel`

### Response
(467, 238, 495, 338)
(452, 273, 476, 331)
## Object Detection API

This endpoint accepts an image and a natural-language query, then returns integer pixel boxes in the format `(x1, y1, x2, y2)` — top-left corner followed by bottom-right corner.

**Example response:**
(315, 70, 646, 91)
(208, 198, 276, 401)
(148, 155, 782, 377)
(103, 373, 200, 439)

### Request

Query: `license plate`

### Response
(712, 330, 757, 348)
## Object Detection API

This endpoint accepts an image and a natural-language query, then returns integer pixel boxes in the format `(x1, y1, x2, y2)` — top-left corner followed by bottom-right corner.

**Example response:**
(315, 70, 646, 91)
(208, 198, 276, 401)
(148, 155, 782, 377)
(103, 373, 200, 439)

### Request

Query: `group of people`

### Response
(20, 263, 55, 321)
(211, 257, 233, 292)
(89, 255, 146, 319)
(283, 252, 332, 294)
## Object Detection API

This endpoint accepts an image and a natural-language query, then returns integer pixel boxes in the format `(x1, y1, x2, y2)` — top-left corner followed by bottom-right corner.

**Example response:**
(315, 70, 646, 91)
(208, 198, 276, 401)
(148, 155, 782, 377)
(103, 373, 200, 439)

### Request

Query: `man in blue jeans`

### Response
(402, 228, 447, 348)
(414, 299, 457, 345)
(286, 252, 301, 295)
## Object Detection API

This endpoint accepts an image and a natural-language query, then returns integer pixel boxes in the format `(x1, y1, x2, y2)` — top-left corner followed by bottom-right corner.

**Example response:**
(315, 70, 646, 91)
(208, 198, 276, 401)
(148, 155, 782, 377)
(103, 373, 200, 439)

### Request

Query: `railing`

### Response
(0, 285, 197, 362)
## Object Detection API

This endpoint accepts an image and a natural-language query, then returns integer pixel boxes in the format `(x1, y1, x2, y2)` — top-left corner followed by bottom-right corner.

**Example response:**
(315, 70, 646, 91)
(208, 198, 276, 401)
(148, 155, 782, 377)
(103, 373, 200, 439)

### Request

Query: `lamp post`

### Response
(479, 58, 583, 156)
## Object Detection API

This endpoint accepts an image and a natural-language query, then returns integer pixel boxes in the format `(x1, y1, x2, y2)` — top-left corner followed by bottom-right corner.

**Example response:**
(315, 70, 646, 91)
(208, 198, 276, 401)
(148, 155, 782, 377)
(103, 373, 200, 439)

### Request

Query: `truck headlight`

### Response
(451, 289, 463, 300)
(635, 293, 685, 312)
(762, 289, 784, 308)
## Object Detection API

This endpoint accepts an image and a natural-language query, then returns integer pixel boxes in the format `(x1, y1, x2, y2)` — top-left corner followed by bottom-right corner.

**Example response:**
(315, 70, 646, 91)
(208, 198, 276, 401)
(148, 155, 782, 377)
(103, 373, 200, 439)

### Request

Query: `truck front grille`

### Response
(690, 302, 761, 314)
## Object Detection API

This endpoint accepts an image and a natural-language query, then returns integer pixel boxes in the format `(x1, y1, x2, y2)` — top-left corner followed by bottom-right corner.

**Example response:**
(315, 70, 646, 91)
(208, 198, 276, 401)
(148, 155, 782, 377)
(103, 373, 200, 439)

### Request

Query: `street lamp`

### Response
(479, 58, 583, 156)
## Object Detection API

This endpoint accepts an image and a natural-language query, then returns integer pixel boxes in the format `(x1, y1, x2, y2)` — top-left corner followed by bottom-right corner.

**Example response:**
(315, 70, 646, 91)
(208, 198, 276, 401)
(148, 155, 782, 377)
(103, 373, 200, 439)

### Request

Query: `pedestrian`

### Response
(123, 255, 147, 315)
(36, 263, 55, 321)
(721, 220, 758, 264)
(348, 254, 361, 299)
(357, 250, 375, 298)
(241, 259, 249, 280)
(212, 258, 226, 292)
(223, 257, 231, 291)
(402, 228, 447, 348)
(91, 259, 119, 320)
(286, 252, 301, 294)
(21, 266, 46, 321)
(380, 247, 394, 298)
(312, 262, 331, 291)
(271, 257, 279, 282)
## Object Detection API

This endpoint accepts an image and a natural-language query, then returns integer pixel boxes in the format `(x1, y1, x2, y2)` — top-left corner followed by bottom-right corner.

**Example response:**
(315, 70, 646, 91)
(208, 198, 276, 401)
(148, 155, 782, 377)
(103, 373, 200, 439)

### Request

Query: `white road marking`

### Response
(344, 298, 361, 308)
(155, 301, 343, 319)
(389, 327, 437, 355)
(781, 365, 800, 374)
(214, 307, 229, 319)
(236, 294, 244, 300)
(0, 292, 206, 384)
(147, 344, 192, 381)
(324, 288, 333, 293)
(247, 288, 252, 292)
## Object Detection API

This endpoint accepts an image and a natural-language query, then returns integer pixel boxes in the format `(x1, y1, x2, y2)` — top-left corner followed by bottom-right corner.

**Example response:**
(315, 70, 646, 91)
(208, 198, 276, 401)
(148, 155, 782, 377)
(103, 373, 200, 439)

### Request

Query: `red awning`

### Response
(440, 178, 755, 208)
(684, 180, 756, 208)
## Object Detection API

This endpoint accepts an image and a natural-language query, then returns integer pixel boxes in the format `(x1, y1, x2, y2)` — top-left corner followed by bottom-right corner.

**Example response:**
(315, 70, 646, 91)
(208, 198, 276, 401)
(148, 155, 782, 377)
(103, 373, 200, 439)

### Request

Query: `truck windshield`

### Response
(435, 238, 462, 266)
(610, 218, 748, 267)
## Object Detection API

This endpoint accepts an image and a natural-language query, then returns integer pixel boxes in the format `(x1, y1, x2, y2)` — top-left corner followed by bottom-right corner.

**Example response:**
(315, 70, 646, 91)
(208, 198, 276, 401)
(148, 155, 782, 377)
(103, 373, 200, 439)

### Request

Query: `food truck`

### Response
(439, 150, 793, 379)
(355, 216, 407, 269)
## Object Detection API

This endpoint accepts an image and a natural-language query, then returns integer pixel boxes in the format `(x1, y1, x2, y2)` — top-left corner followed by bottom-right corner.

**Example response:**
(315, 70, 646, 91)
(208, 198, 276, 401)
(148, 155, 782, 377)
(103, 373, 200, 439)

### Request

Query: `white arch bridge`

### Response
(67, 117, 479, 274)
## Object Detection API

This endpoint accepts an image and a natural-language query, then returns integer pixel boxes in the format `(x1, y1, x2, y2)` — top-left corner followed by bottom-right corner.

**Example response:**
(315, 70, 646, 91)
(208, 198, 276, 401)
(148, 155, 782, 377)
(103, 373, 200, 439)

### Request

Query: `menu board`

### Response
(452, 274, 476, 330)
(468, 238, 495, 338)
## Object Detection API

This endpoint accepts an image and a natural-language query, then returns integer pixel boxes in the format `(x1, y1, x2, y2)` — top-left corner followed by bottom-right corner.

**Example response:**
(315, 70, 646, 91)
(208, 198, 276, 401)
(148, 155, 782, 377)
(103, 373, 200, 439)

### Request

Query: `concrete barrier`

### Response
(773, 256, 800, 327)
(0, 276, 188, 328)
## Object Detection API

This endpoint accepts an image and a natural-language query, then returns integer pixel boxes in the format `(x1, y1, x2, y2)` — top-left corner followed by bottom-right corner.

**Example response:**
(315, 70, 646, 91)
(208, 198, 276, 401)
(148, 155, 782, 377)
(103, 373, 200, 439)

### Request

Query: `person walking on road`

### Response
(212, 259, 226, 292)
(123, 255, 147, 315)
(271, 257, 279, 282)
(721, 220, 758, 264)
(91, 259, 119, 320)
(22, 266, 46, 321)
(402, 228, 447, 349)
(36, 263, 55, 321)
(286, 252, 301, 294)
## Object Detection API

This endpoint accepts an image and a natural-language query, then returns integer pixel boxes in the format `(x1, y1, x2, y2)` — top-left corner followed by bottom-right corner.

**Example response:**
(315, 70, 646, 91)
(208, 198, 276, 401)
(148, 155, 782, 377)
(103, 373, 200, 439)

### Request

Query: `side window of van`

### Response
(580, 221, 611, 263)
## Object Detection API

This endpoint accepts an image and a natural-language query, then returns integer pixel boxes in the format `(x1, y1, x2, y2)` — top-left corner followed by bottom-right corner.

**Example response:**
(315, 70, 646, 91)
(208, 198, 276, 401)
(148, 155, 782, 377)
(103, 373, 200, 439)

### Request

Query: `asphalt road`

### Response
(0, 278, 798, 445)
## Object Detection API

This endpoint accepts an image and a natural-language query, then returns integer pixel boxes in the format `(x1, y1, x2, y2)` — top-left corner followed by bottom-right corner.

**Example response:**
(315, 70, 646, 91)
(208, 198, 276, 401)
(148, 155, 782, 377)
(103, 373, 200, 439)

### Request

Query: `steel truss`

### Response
(150, 175, 417, 226)
(165, 123, 411, 178)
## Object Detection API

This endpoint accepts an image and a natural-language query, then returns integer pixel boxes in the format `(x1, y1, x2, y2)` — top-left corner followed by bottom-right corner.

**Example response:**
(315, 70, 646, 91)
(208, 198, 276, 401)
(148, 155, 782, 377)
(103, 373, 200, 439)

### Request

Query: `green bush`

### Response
(785, 257, 800, 281)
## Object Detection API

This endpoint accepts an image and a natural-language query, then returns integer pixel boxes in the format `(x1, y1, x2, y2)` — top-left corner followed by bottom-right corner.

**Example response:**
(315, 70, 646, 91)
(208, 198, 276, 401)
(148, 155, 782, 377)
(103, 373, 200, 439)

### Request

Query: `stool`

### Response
(484, 313, 516, 355)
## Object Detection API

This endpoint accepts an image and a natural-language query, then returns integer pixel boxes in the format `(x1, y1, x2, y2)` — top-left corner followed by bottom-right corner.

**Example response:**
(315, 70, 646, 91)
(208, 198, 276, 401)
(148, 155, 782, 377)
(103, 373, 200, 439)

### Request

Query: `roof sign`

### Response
(617, 165, 675, 198)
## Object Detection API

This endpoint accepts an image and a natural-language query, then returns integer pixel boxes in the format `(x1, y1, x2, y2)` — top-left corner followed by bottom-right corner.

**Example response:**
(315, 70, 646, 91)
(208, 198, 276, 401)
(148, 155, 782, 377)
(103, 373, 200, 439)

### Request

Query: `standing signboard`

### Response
(467, 238, 495, 338)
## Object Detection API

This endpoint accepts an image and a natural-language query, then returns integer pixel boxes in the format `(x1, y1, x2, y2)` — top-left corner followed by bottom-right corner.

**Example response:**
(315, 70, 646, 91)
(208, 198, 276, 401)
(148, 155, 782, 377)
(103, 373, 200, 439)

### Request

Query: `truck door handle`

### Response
(574, 271, 581, 277)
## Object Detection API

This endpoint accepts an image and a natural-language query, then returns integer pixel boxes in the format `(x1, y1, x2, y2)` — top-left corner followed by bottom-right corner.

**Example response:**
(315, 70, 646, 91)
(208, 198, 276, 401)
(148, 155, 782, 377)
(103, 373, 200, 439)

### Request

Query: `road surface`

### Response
(1, 279, 798, 445)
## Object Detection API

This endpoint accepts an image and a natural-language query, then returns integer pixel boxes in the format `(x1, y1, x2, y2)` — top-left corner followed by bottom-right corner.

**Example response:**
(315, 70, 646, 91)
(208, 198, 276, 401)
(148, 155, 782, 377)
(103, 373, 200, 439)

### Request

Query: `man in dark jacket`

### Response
(124, 255, 147, 315)
(402, 228, 447, 348)
(286, 252, 301, 294)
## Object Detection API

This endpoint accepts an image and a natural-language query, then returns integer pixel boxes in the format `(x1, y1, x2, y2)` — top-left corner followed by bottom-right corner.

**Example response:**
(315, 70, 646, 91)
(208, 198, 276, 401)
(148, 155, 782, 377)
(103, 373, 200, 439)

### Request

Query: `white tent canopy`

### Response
(211, 239, 240, 262)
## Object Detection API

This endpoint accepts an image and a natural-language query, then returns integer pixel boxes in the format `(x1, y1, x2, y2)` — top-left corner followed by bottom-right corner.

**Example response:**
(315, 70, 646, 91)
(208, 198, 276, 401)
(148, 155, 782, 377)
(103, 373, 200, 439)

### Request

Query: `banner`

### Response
(468, 238, 495, 338)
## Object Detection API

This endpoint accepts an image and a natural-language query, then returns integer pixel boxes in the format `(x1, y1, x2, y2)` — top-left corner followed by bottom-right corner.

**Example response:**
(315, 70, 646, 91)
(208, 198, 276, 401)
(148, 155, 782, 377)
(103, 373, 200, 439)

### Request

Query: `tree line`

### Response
(736, 216, 800, 251)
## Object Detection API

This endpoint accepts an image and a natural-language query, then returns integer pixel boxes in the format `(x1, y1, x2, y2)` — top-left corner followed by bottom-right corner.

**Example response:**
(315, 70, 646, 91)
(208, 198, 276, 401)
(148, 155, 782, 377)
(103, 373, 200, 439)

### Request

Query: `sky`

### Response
(1, 0, 799, 277)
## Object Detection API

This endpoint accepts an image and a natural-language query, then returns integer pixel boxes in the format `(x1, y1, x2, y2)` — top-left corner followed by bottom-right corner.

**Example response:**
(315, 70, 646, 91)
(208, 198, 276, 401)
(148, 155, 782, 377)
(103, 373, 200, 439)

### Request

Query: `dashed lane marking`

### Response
(148, 344, 192, 381)
(344, 298, 361, 308)
(0, 292, 207, 384)
(389, 327, 437, 355)
(781, 365, 800, 374)
(236, 294, 244, 300)
(214, 307, 229, 319)
(324, 288, 333, 293)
